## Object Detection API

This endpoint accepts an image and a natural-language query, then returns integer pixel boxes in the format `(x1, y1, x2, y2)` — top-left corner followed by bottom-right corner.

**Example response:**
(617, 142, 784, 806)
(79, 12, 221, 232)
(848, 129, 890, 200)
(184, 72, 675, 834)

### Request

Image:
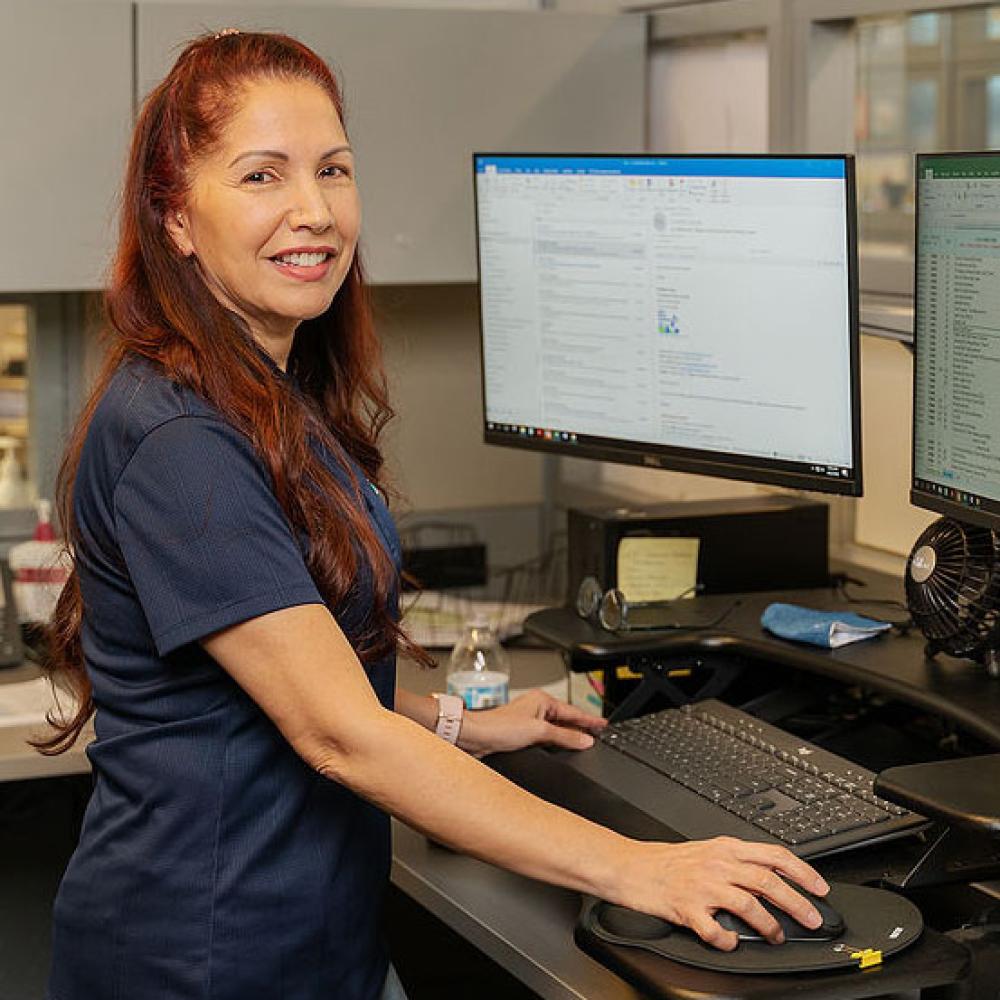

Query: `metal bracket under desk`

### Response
(601, 654, 745, 721)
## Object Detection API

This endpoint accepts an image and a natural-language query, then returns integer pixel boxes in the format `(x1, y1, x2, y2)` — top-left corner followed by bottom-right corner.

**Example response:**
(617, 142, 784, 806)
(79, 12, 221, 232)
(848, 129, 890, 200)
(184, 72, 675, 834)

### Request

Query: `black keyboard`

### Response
(597, 700, 926, 852)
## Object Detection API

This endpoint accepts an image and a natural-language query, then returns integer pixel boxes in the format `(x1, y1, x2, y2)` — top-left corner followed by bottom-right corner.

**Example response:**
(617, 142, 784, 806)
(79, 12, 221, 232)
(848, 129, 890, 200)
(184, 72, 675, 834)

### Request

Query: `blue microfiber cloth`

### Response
(761, 602, 892, 649)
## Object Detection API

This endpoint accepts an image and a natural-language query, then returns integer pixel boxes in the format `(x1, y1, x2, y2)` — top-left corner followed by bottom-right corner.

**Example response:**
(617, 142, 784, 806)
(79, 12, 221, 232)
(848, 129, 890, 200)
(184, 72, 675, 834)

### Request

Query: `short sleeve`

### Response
(113, 416, 323, 656)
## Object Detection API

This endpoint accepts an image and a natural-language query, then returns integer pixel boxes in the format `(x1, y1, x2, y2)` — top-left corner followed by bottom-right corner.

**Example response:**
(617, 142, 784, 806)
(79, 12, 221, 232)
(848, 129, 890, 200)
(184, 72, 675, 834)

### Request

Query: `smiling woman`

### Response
(37, 29, 828, 1000)
(163, 78, 361, 365)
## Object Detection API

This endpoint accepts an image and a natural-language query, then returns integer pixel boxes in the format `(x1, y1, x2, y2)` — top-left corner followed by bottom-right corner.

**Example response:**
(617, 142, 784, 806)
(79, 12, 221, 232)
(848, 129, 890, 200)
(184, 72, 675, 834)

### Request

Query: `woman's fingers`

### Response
(714, 847, 823, 932)
(543, 698, 607, 733)
(733, 840, 829, 897)
(725, 842, 827, 929)
(626, 837, 833, 952)
(690, 911, 739, 951)
(748, 869, 822, 931)
(714, 886, 784, 944)
(539, 720, 595, 750)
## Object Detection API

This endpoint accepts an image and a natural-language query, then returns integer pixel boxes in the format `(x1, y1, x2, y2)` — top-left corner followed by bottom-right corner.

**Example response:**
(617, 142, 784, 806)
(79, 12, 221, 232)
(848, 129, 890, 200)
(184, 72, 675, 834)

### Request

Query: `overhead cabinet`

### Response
(137, 4, 646, 284)
(0, 2, 132, 292)
(0, 3, 644, 291)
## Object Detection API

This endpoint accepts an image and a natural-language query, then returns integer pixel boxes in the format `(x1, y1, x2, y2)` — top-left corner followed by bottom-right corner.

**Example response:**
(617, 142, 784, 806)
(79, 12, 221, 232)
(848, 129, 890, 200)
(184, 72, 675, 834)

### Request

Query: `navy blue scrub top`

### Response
(48, 356, 399, 1000)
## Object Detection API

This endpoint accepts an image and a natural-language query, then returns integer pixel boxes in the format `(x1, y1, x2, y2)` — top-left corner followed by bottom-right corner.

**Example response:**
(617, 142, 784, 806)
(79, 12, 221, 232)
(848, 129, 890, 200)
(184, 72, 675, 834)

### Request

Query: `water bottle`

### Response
(446, 619, 510, 710)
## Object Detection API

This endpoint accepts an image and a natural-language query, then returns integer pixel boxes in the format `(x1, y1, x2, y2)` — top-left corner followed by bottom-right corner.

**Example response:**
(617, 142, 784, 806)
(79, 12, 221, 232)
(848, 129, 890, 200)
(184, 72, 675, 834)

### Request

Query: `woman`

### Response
(39, 31, 828, 1000)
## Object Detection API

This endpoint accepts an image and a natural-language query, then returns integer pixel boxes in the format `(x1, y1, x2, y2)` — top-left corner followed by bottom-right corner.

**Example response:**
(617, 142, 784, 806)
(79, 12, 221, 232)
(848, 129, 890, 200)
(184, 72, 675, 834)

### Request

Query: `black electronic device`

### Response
(578, 882, 923, 976)
(474, 153, 862, 496)
(912, 152, 1000, 530)
(714, 885, 845, 943)
(904, 517, 1000, 675)
(401, 543, 488, 591)
(566, 495, 828, 605)
(565, 700, 927, 857)
(909, 152, 1000, 670)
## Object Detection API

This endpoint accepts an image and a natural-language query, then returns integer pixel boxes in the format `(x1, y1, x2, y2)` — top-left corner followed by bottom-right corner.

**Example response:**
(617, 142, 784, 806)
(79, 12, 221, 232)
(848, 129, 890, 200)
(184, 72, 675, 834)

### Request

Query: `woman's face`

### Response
(166, 77, 361, 352)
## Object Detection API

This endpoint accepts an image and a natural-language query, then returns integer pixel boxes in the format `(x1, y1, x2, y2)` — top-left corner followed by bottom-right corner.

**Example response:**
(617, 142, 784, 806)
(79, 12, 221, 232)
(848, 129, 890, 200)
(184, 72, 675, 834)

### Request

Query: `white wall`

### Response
(854, 336, 936, 557)
(377, 285, 543, 511)
(649, 34, 769, 154)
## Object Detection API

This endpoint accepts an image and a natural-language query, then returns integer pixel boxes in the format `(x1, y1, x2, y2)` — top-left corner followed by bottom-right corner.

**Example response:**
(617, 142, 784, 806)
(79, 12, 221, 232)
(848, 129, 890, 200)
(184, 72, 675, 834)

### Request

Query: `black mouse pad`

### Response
(580, 883, 922, 975)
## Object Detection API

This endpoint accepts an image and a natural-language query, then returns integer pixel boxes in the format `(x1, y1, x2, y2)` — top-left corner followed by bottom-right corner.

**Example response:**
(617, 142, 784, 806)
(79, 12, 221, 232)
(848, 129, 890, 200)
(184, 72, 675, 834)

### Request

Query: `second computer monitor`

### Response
(912, 152, 1000, 529)
(474, 154, 862, 496)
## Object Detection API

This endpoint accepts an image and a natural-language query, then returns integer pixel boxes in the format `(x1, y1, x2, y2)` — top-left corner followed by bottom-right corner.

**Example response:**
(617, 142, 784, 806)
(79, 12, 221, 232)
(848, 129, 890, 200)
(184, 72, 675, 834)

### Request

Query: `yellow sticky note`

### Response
(616, 536, 700, 604)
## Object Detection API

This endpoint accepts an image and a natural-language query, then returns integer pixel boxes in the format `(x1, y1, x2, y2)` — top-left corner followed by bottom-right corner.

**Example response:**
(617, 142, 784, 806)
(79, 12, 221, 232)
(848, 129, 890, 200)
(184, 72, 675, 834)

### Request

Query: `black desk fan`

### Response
(905, 517, 1000, 676)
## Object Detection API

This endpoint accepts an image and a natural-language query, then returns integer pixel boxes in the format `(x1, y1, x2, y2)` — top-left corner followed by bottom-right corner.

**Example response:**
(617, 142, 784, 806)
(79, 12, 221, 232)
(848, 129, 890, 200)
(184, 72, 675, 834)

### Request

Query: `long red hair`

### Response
(35, 31, 431, 755)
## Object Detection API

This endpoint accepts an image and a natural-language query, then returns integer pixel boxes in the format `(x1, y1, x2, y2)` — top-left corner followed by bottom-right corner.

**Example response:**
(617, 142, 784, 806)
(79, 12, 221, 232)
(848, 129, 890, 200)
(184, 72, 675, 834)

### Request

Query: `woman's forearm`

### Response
(206, 605, 828, 946)
(322, 706, 631, 901)
(394, 687, 437, 732)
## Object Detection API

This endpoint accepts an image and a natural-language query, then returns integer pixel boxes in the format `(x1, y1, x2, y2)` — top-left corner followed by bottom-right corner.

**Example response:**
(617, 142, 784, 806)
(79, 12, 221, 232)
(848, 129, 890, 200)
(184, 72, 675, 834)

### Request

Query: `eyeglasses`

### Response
(575, 576, 704, 632)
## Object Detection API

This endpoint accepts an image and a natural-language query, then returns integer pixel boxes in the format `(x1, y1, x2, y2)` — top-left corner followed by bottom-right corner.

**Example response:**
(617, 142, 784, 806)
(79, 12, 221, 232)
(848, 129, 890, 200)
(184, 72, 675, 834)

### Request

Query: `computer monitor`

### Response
(473, 154, 862, 496)
(912, 152, 1000, 529)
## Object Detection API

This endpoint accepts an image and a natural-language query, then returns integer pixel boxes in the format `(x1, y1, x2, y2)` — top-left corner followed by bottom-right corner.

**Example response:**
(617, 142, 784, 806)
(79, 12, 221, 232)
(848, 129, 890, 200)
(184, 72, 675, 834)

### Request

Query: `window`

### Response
(855, 6, 1000, 258)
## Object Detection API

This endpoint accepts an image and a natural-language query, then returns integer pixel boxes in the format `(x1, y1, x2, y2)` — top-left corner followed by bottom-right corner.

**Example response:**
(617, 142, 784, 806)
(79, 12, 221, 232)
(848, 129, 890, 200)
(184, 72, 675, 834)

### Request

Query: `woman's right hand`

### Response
(613, 836, 830, 951)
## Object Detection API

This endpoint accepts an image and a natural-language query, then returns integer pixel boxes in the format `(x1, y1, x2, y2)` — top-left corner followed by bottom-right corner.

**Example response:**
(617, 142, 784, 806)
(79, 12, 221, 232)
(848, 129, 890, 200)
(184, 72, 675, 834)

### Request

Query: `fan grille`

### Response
(905, 518, 1000, 659)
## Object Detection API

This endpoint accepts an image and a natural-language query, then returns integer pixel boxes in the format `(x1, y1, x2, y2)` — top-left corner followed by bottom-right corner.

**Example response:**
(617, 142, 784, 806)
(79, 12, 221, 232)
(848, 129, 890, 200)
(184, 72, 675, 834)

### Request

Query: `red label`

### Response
(15, 567, 69, 584)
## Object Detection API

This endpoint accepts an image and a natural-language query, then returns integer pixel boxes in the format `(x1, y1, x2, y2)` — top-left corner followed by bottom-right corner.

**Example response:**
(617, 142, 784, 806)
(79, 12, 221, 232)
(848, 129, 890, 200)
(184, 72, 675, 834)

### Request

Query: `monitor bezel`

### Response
(910, 151, 1000, 530)
(472, 152, 863, 497)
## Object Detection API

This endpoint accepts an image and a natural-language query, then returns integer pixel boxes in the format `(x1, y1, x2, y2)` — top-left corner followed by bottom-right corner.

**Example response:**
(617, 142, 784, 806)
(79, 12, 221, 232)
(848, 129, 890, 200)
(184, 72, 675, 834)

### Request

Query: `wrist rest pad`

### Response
(579, 884, 923, 976)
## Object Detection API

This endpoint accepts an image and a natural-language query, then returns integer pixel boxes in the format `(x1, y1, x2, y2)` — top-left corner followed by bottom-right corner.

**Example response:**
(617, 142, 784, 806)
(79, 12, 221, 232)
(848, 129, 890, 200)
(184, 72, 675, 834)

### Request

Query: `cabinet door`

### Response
(136, 5, 645, 284)
(0, 2, 132, 292)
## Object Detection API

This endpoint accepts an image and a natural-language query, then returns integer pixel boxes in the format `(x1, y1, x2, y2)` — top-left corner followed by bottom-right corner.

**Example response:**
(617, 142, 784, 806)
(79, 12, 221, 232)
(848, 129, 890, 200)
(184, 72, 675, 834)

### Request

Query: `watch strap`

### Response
(432, 692, 464, 745)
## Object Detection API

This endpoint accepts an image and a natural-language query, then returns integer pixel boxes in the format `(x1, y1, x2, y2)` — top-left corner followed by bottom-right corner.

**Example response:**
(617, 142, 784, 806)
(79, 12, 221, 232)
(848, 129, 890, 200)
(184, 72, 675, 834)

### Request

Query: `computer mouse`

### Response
(714, 888, 845, 943)
(597, 904, 673, 940)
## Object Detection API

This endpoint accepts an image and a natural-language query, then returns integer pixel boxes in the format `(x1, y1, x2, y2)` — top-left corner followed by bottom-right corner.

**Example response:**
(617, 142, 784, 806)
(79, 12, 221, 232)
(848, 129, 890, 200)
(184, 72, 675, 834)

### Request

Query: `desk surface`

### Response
(392, 798, 972, 1000)
(0, 662, 90, 781)
(527, 566, 1000, 749)
(392, 819, 641, 1000)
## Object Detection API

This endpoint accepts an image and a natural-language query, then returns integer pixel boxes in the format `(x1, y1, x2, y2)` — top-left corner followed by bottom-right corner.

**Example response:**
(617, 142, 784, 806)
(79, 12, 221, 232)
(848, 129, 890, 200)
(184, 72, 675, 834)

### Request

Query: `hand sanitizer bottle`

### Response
(446, 619, 510, 710)
(8, 499, 71, 624)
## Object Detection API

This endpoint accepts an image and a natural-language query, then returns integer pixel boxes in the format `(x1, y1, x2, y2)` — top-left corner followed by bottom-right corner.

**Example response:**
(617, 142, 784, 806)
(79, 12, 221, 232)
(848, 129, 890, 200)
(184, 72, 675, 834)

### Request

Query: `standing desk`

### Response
(394, 564, 1000, 999)
(1, 569, 991, 998)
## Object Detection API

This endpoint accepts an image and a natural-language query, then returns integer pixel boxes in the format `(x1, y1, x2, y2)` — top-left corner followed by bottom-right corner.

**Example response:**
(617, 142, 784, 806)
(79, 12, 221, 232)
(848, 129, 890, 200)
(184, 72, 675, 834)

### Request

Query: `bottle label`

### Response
(447, 674, 509, 711)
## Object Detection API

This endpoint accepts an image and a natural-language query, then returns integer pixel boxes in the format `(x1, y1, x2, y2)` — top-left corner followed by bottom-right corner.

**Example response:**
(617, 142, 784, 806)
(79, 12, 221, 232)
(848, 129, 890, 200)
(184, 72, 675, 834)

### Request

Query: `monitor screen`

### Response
(913, 152, 1000, 528)
(473, 154, 862, 496)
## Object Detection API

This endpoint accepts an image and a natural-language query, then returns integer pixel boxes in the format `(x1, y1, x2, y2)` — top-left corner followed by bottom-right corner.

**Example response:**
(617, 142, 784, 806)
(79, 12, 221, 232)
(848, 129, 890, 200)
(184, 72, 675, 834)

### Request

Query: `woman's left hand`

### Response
(457, 689, 607, 757)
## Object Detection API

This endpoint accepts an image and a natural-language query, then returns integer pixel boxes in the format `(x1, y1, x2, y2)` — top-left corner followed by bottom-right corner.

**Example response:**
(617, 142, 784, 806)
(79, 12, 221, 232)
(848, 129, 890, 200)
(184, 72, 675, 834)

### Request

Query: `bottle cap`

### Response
(35, 499, 55, 541)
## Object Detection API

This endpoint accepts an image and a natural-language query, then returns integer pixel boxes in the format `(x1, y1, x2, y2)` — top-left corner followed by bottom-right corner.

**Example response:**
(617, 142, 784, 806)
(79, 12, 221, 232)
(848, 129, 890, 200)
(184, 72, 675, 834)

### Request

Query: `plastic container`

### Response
(446, 620, 510, 710)
(9, 499, 71, 624)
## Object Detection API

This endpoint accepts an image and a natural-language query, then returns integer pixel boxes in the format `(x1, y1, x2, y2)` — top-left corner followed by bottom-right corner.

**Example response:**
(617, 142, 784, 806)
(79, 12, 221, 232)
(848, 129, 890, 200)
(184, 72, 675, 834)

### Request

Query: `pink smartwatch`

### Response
(432, 693, 464, 745)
